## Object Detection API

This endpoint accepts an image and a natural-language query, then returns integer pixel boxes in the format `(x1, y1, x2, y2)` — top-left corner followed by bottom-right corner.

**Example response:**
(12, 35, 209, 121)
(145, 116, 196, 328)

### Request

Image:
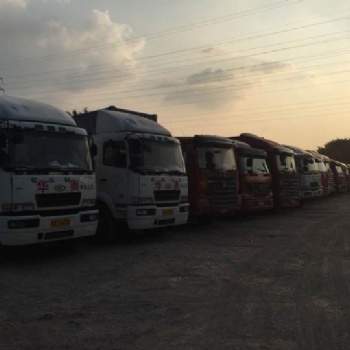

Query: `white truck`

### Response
(283, 145, 322, 199)
(73, 106, 189, 241)
(0, 96, 98, 246)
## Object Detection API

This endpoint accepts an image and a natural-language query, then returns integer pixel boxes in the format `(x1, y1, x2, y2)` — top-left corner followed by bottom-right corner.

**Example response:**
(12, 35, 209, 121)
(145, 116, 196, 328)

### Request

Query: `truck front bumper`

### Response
(0, 209, 98, 246)
(300, 188, 322, 198)
(127, 204, 189, 230)
(240, 198, 273, 212)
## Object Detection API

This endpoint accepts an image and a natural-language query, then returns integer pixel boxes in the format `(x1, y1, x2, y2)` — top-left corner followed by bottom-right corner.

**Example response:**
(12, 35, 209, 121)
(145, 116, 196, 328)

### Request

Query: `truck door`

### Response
(97, 140, 128, 217)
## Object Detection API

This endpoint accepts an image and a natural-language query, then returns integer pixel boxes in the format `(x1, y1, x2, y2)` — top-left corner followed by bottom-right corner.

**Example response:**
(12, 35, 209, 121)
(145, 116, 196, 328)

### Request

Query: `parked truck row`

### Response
(0, 95, 348, 246)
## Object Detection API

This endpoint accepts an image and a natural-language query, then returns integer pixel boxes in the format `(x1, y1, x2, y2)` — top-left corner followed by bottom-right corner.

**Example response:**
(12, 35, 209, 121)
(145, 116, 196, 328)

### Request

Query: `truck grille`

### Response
(281, 175, 299, 198)
(207, 172, 238, 208)
(328, 173, 335, 192)
(154, 190, 180, 202)
(248, 182, 271, 193)
(36, 193, 81, 208)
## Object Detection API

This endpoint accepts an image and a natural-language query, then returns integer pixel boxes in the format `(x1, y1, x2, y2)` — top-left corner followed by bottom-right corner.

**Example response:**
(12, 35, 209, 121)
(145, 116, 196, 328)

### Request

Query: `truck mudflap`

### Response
(0, 209, 98, 246)
(127, 204, 189, 230)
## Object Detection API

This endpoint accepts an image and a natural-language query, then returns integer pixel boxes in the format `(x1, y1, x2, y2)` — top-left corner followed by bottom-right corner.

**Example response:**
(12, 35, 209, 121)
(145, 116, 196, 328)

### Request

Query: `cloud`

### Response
(163, 67, 245, 109)
(0, 0, 27, 8)
(185, 68, 232, 85)
(0, 5, 145, 101)
(249, 61, 293, 74)
(161, 56, 316, 110)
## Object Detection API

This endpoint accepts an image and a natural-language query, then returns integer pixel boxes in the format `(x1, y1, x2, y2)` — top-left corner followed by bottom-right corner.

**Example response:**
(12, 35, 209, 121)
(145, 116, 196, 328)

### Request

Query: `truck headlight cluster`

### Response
(8, 219, 40, 229)
(180, 196, 188, 203)
(80, 213, 99, 222)
(3, 203, 35, 212)
(81, 199, 96, 207)
(132, 197, 153, 205)
(136, 209, 156, 216)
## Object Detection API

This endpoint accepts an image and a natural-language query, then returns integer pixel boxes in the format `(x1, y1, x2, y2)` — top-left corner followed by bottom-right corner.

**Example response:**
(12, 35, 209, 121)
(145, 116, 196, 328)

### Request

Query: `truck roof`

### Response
(283, 144, 314, 157)
(306, 150, 323, 160)
(0, 95, 76, 126)
(178, 135, 234, 147)
(318, 153, 330, 162)
(73, 109, 171, 136)
(231, 139, 267, 157)
(234, 133, 293, 154)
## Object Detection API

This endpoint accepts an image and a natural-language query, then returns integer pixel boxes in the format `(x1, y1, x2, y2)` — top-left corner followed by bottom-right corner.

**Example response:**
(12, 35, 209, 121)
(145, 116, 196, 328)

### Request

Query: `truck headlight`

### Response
(180, 196, 188, 203)
(132, 197, 153, 205)
(3, 203, 35, 212)
(81, 199, 96, 206)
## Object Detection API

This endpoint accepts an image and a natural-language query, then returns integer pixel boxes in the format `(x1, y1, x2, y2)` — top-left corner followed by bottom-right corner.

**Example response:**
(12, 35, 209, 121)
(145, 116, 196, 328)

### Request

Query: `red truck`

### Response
(330, 159, 347, 193)
(231, 139, 273, 212)
(234, 133, 300, 208)
(179, 135, 239, 221)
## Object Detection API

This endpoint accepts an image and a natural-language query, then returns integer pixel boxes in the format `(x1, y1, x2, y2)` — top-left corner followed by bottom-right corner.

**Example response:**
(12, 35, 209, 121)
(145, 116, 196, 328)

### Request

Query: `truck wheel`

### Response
(95, 204, 117, 243)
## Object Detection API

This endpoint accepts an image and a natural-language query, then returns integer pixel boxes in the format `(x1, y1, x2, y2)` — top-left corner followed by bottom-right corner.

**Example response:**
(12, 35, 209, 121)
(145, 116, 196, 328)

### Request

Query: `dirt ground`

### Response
(1, 193, 350, 350)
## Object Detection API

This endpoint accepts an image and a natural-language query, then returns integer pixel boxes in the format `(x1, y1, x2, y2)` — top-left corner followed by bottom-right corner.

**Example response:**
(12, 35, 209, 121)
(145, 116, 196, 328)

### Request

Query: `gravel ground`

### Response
(1, 193, 350, 350)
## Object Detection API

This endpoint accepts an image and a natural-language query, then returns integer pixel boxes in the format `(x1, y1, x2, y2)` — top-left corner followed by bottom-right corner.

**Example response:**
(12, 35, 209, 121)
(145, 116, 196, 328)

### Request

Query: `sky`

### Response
(0, 0, 350, 149)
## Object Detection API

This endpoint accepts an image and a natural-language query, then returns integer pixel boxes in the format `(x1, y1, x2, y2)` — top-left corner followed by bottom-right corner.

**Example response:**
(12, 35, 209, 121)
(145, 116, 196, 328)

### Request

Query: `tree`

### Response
(66, 107, 89, 117)
(317, 138, 350, 163)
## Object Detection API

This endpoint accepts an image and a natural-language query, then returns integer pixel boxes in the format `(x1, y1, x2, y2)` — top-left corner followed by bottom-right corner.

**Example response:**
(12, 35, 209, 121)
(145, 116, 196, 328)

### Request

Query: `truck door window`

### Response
(103, 141, 127, 168)
(181, 145, 190, 168)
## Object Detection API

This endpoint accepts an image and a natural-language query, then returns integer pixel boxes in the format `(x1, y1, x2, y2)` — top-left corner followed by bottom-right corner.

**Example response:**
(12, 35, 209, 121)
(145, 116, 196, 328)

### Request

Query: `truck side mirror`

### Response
(90, 144, 97, 157)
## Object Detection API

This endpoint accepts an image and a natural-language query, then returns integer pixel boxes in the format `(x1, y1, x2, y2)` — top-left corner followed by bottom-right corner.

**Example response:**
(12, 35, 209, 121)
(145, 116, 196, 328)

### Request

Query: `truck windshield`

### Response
(4, 130, 92, 172)
(239, 156, 269, 175)
(316, 160, 327, 172)
(196, 146, 236, 171)
(299, 157, 319, 173)
(129, 138, 185, 174)
(276, 154, 296, 173)
(324, 162, 331, 172)
(335, 165, 344, 174)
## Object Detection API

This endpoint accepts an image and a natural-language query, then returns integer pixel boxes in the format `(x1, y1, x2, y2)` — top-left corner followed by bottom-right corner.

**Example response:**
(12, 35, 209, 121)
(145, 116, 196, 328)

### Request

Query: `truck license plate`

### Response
(51, 218, 70, 228)
(258, 201, 264, 206)
(162, 209, 174, 217)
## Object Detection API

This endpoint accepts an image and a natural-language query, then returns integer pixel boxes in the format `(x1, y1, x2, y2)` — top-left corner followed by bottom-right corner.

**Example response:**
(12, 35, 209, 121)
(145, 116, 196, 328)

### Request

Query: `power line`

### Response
(0, 0, 299, 69)
(5, 13, 350, 85)
(6, 32, 350, 95)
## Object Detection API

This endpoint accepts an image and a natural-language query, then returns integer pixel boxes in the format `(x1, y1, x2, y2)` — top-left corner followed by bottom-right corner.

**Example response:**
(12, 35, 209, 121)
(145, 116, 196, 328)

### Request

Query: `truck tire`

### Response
(95, 204, 117, 243)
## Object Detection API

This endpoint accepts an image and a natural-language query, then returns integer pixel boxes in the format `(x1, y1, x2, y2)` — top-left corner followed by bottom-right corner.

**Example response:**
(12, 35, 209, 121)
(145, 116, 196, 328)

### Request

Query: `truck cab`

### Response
(0, 96, 98, 246)
(330, 159, 347, 193)
(231, 139, 273, 212)
(179, 135, 239, 220)
(234, 133, 300, 208)
(307, 150, 332, 196)
(319, 154, 335, 194)
(74, 107, 189, 241)
(283, 146, 322, 199)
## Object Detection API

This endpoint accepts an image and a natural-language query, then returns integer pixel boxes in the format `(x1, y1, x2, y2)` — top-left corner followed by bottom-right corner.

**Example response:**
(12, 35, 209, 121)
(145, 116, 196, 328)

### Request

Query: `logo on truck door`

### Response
(37, 180, 49, 193)
(155, 180, 162, 190)
(55, 185, 66, 192)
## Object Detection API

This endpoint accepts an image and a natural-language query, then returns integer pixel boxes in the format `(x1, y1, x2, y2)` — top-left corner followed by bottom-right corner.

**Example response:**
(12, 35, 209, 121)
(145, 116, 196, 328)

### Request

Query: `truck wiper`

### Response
(13, 166, 91, 175)
(13, 166, 52, 174)
(131, 166, 160, 175)
(168, 170, 186, 175)
(60, 167, 92, 174)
